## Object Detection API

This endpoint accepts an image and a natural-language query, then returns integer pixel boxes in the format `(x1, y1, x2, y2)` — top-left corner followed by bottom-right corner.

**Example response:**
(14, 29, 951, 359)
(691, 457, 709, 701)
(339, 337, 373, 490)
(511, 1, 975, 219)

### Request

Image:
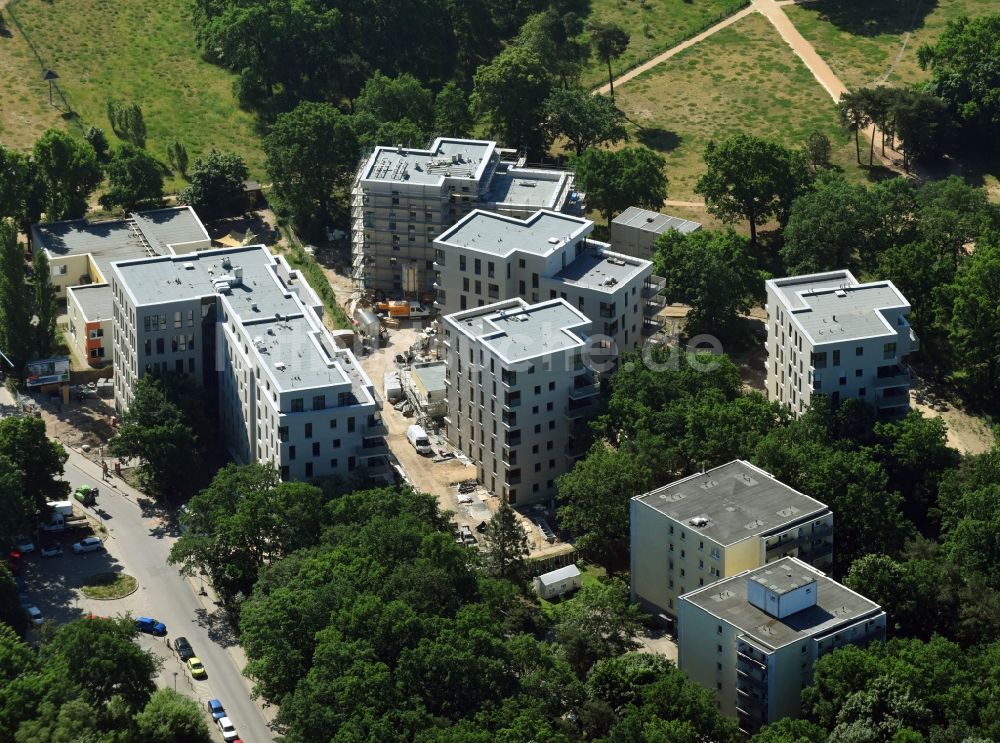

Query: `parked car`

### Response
(217, 716, 238, 741)
(15, 537, 34, 553)
(40, 544, 63, 558)
(24, 606, 43, 625)
(187, 657, 207, 679)
(173, 636, 194, 661)
(135, 616, 167, 635)
(207, 698, 226, 721)
(72, 537, 104, 554)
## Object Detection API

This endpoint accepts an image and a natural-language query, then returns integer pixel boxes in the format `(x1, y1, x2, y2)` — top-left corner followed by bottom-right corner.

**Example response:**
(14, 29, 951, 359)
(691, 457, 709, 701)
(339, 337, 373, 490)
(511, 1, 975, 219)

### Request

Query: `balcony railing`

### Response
(569, 374, 600, 399)
(875, 364, 911, 389)
(565, 398, 599, 420)
(909, 327, 920, 352)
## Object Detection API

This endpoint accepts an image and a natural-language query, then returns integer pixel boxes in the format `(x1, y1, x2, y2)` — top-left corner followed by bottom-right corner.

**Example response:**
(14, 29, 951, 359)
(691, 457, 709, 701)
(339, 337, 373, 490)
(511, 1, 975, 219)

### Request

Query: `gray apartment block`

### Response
(350, 138, 582, 295)
(630, 460, 833, 621)
(110, 245, 389, 483)
(610, 206, 702, 260)
(443, 298, 600, 505)
(678, 558, 885, 734)
(766, 270, 919, 417)
(433, 209, 661, 358)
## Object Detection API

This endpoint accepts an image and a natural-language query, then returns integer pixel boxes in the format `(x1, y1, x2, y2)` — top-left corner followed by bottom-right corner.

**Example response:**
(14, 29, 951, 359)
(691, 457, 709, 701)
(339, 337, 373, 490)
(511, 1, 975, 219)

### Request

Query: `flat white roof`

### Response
(768, 270, 911, 345)
(613, 206, 701, 234)
(436, 209, 591, 258)
(538, 564, 581, 586)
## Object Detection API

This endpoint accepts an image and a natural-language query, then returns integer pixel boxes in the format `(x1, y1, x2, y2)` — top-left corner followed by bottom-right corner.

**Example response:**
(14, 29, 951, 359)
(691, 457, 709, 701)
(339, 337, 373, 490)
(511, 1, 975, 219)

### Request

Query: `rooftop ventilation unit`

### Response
(221, 257, 232, 270)
(547, 237, 560, 245)
(835, 289, 847, 298)
(182, 262, 195, 270)
(275, 361, 286, 371)
(689, 517, 709, 528)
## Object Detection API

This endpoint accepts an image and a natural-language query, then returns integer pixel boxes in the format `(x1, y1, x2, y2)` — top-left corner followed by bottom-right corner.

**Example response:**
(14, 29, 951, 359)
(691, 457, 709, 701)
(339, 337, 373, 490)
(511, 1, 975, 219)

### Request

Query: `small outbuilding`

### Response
(533, 564, 582, 600)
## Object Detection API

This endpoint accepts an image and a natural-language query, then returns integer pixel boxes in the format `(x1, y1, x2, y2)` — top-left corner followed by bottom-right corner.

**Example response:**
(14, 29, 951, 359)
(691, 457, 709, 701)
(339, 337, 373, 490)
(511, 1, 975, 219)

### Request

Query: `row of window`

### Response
(143, 310, 195, 332)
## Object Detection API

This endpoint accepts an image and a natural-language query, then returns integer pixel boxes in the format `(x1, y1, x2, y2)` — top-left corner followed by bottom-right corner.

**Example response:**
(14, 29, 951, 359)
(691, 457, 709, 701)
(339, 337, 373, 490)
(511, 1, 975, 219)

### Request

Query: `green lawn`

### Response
(6, 0, 265, 192)
(786, 0, 999, 91)
(614, 12, 865, 200)
(81, 572, 137, 600)
(580, 0, 750, 89)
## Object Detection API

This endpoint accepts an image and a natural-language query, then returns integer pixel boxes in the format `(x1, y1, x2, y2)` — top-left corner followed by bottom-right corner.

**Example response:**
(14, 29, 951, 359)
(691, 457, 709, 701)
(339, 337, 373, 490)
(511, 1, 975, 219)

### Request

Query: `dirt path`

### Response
(596, 4, 757, 95)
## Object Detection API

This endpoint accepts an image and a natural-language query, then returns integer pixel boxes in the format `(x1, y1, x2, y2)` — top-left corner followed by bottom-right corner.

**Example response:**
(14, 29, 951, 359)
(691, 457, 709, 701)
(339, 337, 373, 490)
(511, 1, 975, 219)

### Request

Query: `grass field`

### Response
(580, 0, 750, 89)
(4, 0, 265, 192)
(785, 0, 999, 91)
(614, 12, 864, 200)
(81, 572, 137, 600)
(0, 8, 68, 149)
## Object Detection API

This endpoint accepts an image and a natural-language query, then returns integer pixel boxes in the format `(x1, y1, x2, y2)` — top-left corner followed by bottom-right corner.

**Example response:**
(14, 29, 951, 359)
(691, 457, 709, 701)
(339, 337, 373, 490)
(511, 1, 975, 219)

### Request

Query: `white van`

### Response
(407, 425, 433, 455)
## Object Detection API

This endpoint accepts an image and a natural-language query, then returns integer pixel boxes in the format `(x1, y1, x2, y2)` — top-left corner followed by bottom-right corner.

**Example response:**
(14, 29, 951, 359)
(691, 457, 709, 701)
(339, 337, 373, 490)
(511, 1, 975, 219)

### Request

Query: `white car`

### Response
(72, 537, 104, 554)
(217, 716, 238, 741)
(40, 545, 63, 558)
(24, 606, 43, 625)
(15, 538, 34, 553)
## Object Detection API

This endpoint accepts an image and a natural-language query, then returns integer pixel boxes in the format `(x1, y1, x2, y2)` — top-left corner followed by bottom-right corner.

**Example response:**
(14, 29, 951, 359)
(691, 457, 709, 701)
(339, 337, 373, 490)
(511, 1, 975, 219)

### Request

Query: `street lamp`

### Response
(173, 672, 177, 692)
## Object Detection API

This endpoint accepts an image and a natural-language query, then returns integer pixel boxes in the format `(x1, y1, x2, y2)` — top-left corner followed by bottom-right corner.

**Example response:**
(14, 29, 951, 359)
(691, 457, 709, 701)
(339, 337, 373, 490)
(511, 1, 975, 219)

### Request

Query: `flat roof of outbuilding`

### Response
(613, 206, 702, 234)
(67, 284, 114, 322)
(631, 460, 829, 546)
(437, 209, 590, 257)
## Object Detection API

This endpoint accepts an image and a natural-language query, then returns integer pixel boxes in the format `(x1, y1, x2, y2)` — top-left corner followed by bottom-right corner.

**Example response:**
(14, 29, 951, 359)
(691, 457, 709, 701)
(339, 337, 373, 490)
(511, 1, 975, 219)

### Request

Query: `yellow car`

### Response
(187, 657, 207, 679)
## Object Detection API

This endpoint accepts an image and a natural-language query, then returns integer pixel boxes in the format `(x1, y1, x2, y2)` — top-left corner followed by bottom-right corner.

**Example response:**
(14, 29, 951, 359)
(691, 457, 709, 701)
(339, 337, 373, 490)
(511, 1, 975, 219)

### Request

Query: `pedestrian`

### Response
(114, 461, 121, 477)
(101, 461, 108, 480)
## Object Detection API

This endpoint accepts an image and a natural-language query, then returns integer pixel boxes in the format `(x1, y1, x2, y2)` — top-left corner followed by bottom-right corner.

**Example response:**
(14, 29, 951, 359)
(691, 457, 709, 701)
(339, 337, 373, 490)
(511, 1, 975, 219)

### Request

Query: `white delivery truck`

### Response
(40, 500, 88, 532)
(406, 424, 433, 455)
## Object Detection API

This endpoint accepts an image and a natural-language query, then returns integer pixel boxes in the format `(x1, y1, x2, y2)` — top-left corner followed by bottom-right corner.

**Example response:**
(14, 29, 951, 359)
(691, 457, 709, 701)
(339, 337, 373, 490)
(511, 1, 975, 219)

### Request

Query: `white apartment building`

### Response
(32, 206, 211, 365)
(610, 206, 702, 261)
(766, 270, 919, 417)
(351, 138, 582, 295)
(678, 557, 885, 735)
(109, 245, 389, 483)
(442, 298, 600, 505)
(630, 460, 833, 623)
(433, 209, 659, 357)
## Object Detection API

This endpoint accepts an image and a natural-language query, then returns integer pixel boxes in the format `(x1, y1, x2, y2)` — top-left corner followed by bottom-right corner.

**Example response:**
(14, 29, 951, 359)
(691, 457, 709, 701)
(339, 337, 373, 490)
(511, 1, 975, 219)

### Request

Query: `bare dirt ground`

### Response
(910, 376, 995, 455)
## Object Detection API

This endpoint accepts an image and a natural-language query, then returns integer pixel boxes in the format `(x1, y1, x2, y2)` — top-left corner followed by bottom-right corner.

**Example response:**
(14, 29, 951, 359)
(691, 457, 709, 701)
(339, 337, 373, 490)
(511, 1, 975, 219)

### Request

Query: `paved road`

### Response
(59, 449, 276, 743)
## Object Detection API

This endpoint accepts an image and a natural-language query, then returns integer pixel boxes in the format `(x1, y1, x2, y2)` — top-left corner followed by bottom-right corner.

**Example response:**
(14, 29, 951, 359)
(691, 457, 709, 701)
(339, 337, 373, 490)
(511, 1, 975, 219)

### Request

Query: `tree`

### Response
(481, 498, 530, 584)
(918, 14, 1000, 145)
(914, 175, 1000, 266)
(889, 87, 950, 171)
(170, 463, 325, 606)
(135, 689, 213, 742)
(751, 717, 827, 743)
(829, 676, 931, 742)
(99, 144, 164, 212)
(517, 10, 590, 88)
(0, 222, 35, 381)
(543, 88, 627, 155)
(556, 444, 652, 565)
(265, 101, 359, 234)
(589, 22, 629, 102)
(781, 175, 882, 274)
(106, 99, 147, 147)
(803, 129, 831, 169)
(472, 45, 553, 156)
(0, 146, 40, 231)
(179, 150, 248, 220)
(434, 82, 473, 138)
(0, 566, 28, 636)
(655, 228, 764, 338)
(949, 236, 1000, 394)
(31, 130, 102, 220)
(84, 126, 109, 160)
(32, 251, 57, 360)
(353, 72, 434, 146)
(695, 134, 812, 244)
(553, 579, 642, 677)
(0, 404, 67, 512)
(166, 141, 188, 177)
(572, 146, 667, 225)
(844, 555, 917, 636)
(838, 90, 872, 165)
(109, 375, 199, 498)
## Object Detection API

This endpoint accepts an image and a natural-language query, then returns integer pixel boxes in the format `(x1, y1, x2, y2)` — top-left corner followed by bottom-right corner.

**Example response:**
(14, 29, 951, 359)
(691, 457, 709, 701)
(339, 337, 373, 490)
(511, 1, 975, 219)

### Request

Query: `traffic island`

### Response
(80, 572, 138, 600)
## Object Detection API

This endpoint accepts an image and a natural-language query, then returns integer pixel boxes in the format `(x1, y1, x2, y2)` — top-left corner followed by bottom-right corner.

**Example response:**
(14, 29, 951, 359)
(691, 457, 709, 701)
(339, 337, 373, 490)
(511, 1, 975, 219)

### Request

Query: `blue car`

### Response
(135, 616, 167, 635)
(207, 699, 226, 721)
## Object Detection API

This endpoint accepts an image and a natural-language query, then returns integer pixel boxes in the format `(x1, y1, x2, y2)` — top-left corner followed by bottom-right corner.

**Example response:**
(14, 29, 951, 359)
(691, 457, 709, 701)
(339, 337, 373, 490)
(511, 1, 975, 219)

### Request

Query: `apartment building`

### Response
(610, 206, 702, 260)
(433, 209, 659, 357)
(630, 460, 833, 622)
(766, 270, 919, 417)
(109, 245, 389, 483)
(678, 557, 885, 735)
(350, 138, 582, 294)
(32, 206, 211, 365)
(442, 298, 600, 505)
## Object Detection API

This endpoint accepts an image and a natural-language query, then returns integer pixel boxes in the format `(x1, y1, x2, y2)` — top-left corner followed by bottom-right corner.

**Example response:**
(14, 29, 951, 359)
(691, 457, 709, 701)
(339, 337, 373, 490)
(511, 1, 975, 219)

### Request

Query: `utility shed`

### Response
(533, 564, 582, 600)
(610, 206, 701, 260)
(409, 361, 448, 417)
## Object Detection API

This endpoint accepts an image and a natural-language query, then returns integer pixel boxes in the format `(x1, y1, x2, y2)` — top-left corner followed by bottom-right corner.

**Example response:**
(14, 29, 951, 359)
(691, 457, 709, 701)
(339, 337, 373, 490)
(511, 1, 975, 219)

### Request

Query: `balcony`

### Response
(642, 275, 666, 299)
(503, 394, 522, 410)
(565, 397, 599, 420)
(359, 440, 390, 459)
(909, 327, 920, 352)
(565, 437, 589, 458)
(875, 364, 911, 389)
(364, 419, 389, 437)
(568, 373, 600, 399)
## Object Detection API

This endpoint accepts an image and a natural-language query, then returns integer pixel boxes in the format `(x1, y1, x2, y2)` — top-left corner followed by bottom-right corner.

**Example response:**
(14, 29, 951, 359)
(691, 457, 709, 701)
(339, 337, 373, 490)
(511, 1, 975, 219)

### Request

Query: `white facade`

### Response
(443, 298, 600, 505)
(533, 564, 582, 599)
(110, 245, 389, 483)
(678, 557, 886, 735)
(630, 460, 833, 621)
(766, 270, 919, 417)
(433, 209, 658, 358)
(350, 138, 581, 294)
(610, 206, 702, 260)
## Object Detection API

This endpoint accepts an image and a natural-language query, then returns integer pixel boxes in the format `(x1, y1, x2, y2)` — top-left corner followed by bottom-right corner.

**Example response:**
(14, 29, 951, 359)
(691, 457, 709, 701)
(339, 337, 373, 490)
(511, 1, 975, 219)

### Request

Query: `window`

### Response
(856, 346, 864, 356)
(289, 445, 296, 460)
(859, 387, 866, 397)
(348, 417, 355, 433)
(839, 376, 847, 385)
(280, 466, 289, 480)
(89, 328, 104, 339)
(717, 645, 722, 653)
(832, 350, 840, 366)
(305, 462, 313, 477)
(156, 338, 164, 354)
(717, 625, 723, 634)
(312, 395, 325, 410)
(305, 423, 313, 439)
(291, 398, 304, 412)
(330, 458, 338, 469)
(460, 255, 466, 271)
(312, 442, 320, 456)
(174, 311, 182, 328)
(474, 258, 481, 275)
(883, 342, 896, 359)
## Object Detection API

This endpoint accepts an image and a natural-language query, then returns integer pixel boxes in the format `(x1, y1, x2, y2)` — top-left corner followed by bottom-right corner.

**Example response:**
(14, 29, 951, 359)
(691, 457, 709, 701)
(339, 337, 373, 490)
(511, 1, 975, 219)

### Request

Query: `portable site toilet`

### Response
(533, 564, 582, 600)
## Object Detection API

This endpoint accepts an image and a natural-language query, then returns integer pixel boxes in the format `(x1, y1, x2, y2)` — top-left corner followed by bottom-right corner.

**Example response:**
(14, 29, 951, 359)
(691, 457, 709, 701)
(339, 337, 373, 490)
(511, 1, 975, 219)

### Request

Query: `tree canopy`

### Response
(179, 150, 248, 221)
(472, 44, 553, 157)
(31, 130, 102, 221)
(99, 144, 164, 213)
(573, 146, 667, 225)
